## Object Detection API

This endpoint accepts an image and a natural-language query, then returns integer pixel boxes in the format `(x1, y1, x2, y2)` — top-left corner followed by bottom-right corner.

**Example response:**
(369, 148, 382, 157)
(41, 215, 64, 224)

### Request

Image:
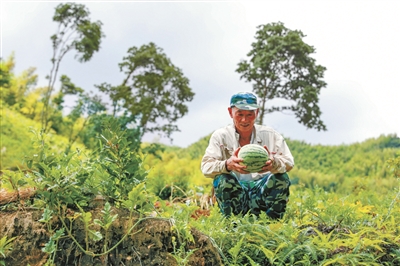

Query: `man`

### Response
(201, 92, 294, 219)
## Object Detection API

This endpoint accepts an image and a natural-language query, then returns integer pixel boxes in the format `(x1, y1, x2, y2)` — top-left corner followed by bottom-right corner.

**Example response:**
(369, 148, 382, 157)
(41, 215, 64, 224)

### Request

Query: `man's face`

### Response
(228, 107, 258, 133)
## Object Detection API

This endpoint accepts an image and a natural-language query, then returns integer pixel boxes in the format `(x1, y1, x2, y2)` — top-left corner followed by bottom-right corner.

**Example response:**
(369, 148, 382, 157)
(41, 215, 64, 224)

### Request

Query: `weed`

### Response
(0, 236, 17, 266)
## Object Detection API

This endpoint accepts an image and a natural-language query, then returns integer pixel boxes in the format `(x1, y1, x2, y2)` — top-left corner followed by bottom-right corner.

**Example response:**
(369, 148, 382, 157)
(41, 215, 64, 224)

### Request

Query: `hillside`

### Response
(148, 131, 400, 195)
(1, 107, 400, 265)
(0, 107, 86, 170)
(2, 106, 399, 187)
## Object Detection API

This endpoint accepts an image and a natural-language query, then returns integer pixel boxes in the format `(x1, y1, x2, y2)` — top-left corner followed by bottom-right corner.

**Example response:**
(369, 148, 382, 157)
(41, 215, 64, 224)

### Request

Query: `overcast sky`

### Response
(2, 1, 399, 148)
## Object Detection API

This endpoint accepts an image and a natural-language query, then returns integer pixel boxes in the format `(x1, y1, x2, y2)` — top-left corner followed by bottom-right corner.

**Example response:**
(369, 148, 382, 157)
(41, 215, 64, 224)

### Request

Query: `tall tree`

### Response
(236, 22, 327, 131)
(97, 42, 195, 140)
(41, 3, 104, 132)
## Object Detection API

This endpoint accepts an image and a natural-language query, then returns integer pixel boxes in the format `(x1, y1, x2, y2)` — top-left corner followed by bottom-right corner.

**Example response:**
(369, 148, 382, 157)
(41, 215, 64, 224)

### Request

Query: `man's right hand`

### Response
(225, 147, 250, 174)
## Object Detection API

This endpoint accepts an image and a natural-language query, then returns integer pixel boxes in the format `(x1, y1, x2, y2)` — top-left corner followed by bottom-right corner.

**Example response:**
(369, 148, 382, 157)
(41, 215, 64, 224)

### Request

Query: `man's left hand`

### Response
(259, 145, 276, 173)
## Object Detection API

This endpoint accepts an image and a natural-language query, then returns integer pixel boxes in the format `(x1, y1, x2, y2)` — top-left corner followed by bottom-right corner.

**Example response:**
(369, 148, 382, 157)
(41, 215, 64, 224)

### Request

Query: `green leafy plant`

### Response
(78, 205, 103, 250)
(2, 170, 27, 195)
(0, 236, 17, 266)
(122, 182, 157, 222)
(93, 201, 118, 262)
(228, 236, 246, 266)
(94, 119, 148, 204)
(42, 228, 65, 266)
(13, 117, 152, 263)
(39, 207, 54, 234)
(170, 236, 198, 266)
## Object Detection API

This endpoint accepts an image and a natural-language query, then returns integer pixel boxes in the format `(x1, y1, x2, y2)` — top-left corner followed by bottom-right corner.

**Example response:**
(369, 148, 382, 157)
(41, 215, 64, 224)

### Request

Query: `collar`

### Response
(230, 124, 262, 146)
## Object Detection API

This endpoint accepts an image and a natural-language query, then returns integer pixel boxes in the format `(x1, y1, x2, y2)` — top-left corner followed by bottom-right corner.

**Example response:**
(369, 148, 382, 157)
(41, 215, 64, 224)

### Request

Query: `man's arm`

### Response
(270, 135, 294, 173)
(259, 132, 294, 174)
(200, 135, 230, 178)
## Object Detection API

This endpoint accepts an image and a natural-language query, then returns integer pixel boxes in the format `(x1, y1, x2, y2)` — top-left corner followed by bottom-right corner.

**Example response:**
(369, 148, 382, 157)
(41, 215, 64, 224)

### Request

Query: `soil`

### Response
(0, 206, 223, 266)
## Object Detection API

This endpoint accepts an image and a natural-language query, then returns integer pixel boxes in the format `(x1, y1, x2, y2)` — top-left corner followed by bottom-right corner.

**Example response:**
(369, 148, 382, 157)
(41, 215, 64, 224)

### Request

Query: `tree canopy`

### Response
(98, 42, 195, 140)
(236, 22, 327, 131)
(0, 53, 38, 108)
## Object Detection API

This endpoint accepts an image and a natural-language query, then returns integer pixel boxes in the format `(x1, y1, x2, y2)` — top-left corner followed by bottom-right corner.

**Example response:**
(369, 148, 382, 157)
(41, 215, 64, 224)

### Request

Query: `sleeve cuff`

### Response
(223, 160, 231, 173)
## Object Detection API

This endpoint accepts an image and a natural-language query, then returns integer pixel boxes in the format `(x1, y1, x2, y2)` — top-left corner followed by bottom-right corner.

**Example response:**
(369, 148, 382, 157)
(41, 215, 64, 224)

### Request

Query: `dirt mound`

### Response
(0, 208, 223, 265)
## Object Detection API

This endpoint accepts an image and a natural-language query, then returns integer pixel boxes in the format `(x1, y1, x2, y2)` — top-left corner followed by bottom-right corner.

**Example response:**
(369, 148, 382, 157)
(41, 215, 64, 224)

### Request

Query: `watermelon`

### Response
(238, 144, 269, 172)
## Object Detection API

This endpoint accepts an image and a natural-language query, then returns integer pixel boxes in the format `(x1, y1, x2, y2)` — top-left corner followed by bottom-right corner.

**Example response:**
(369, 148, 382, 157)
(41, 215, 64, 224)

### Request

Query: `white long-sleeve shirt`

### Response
(201, 124, 294, 181)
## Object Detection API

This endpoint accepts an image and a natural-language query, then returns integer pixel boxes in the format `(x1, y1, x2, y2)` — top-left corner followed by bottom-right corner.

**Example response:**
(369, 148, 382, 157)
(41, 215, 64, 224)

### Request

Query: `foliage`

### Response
(0, 118, 158, 264)
(18, 118, 149, 209)
(0, 53, 38, 109)
(0, 56, 12, 88)
(41, 2, 104, 132)
(41, 228, 65, 265)
(122, 182, 157, 219)
(287, 134, 400, 194)
(58, 75, 107, 154)
(181, 135, 212, 159)
(1, 107, 36, 169)
(26, 130, 97, 208)
(170, 235, 198, 266)
(19, 86, 47, 121)
(1, 11, 400, 262)
(145, 150, 208, 201)
(387, 153, 400, 178)
(141, 132, 400, 265)
(80, 113, 143, 153)
(188, 184, 400, 265)
(144, 133, 400, 197)
(97, 42, 195, 140)
(237, 22, 327, 131)
(0, 235, 17, 266)
(93, 119, 149, 204)
(0, 106, 83, 170)
(2, 111, 399, 265)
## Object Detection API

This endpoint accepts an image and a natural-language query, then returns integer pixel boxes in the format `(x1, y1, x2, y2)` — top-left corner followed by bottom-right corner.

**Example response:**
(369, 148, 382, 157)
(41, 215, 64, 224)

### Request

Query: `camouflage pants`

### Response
(213, 172, 291, 219)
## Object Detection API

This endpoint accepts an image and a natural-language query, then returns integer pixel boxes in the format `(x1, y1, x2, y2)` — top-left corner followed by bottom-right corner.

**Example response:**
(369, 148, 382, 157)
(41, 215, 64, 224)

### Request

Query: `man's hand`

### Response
(259, 145, 276, 173)
(225, 147, 250, 174)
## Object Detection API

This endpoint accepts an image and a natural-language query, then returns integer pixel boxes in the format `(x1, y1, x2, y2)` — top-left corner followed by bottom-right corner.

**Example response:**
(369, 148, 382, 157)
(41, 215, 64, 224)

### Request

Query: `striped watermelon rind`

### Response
(238, 144, 269, 172)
